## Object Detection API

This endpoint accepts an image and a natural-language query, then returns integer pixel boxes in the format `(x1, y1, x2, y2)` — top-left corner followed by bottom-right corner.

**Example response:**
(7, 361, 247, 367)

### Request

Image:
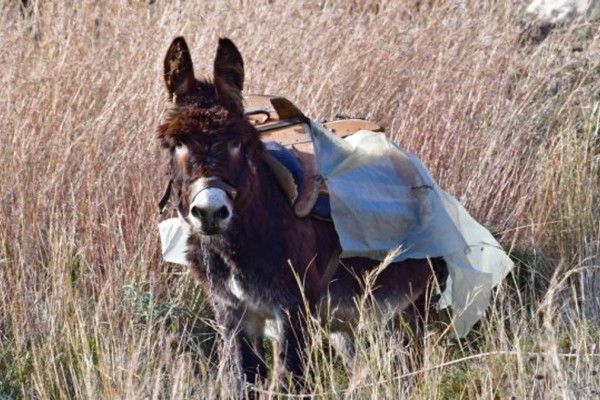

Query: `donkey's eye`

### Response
(228, 141, 241, 155)
(173, 142, 188, 165)
(210, 142, 222, 153)
(174, 141, 186, 151)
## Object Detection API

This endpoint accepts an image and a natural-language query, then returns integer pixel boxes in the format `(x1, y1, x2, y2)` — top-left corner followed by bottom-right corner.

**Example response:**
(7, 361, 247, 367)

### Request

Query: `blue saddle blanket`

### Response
(263, 140, 331, 219)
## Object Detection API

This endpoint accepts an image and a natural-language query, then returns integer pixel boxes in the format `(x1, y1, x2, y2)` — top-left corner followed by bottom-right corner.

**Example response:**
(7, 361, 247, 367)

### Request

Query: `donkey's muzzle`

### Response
(190, 202, 230, 235)
(188, 178, 234, 235)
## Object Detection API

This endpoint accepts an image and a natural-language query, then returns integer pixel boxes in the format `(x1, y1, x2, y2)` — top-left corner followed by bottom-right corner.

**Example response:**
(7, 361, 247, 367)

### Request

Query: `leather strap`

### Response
(317, 248, 341, 296)
(158, 179, 173, 214)
(158, 177, 237, 215)
(190, 177, 238, 202)
(254, 116, 309, 134)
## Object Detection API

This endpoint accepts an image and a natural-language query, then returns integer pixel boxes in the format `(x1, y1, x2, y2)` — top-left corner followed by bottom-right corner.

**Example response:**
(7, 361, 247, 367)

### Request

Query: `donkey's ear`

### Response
(213, 38, 244, 115)
(164, 37, 195, 101)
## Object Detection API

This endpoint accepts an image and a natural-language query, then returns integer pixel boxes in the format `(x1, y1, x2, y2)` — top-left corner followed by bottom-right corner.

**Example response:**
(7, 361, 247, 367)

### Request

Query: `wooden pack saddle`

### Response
(245, 95, 383, 218)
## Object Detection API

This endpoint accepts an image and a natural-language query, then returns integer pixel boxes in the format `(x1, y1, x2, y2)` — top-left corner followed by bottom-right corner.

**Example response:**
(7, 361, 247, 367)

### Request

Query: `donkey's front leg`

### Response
(221, 306, 268, 388)
(238, 331, 267, 386)
(276, 307, 310, 391)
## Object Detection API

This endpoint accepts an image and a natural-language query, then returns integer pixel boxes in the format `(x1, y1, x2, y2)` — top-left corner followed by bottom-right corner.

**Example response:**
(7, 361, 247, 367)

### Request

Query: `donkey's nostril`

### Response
(215, 205, 230, 220)
(191, 206, 205, 220)
(190, 205, 229, 221)
(188, 186, 231, 232)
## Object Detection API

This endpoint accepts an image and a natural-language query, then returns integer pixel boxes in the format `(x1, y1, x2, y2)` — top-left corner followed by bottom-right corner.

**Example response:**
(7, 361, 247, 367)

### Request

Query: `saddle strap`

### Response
(158, 178, 173, 214)
(317, 247, 342, 296)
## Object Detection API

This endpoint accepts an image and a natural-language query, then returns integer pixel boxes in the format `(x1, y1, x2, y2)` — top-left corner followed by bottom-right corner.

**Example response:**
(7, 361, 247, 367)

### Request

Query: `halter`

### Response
(189, 176, 238, 203)
(157, 103, 307, 215)
(158, 176, 237, 215)
(158, 178, 173, 214)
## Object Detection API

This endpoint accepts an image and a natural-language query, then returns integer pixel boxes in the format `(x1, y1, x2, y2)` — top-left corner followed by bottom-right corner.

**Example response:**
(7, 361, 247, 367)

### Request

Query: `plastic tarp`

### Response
(310, 122, 514, 337)
(158, 122, 515, 337)
(158, 217, 189, 266)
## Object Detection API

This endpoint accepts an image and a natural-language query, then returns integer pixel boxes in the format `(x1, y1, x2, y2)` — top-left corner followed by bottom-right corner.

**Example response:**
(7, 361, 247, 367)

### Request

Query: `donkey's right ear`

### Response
(164, 37, 196, 101)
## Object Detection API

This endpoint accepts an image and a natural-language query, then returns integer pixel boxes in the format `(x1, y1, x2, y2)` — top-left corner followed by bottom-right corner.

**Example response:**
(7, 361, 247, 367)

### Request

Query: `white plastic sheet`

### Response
(310, 122, 514, 337)
(158, 217, 189, 266)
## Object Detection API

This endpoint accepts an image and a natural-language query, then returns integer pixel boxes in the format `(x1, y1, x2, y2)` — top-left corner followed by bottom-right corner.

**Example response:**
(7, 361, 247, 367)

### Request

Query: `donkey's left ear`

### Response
(213, 38, 245, 115)
(164, 37, 196, 101)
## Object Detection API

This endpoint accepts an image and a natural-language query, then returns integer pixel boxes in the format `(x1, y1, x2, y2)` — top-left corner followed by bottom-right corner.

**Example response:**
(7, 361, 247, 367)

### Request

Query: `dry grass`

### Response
(1, 0, 599, 398)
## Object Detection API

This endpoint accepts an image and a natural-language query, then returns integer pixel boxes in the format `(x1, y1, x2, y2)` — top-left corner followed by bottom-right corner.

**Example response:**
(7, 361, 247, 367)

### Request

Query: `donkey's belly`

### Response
(318, 288, 420, 334)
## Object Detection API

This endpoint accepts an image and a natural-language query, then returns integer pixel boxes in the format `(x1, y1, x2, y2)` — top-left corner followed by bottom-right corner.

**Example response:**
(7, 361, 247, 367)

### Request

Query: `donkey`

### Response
(156, 37, 447, 390)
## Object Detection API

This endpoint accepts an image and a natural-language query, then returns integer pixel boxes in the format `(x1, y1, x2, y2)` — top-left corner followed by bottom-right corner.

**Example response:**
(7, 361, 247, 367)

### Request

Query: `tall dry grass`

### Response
(0, 0, 599, 398)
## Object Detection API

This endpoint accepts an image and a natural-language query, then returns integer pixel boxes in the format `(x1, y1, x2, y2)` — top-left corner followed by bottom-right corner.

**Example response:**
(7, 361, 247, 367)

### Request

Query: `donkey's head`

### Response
(157, 37, 261, 235)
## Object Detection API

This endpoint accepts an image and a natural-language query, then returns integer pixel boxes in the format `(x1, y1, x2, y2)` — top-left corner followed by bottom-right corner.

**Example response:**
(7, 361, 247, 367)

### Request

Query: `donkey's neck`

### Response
(208, 157, 301, 268)
(239, 159, 297, 240)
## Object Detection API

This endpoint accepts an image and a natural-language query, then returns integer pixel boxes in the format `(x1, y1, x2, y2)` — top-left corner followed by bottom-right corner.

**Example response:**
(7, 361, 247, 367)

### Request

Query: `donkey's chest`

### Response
(214, 244, 296, 311)
(223, 274, 277, 315)
(224, 274, 283, 339)
(225, 275, 264, 308)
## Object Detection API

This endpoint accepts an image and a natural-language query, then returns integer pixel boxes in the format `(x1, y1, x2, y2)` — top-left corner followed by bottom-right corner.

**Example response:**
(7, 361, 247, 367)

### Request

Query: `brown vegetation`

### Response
(0, 0, 599, 398)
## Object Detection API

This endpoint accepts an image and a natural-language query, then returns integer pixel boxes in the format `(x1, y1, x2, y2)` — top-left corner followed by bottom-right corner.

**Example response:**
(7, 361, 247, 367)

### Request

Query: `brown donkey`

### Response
(156, 37, 447, 391)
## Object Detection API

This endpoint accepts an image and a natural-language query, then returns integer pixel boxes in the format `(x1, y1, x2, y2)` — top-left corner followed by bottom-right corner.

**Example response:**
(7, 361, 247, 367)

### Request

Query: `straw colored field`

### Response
(1, 1, 599, 398)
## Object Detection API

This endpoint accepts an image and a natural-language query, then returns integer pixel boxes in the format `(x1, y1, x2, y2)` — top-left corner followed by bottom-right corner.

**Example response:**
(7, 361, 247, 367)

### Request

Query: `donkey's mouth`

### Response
(198, 224, 223, 236)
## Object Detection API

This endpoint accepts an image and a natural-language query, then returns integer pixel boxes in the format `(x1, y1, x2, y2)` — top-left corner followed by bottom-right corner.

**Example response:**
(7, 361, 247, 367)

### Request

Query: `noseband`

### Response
(157, 177, 237, 215)
(189, 176, 238, 203)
